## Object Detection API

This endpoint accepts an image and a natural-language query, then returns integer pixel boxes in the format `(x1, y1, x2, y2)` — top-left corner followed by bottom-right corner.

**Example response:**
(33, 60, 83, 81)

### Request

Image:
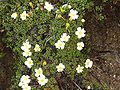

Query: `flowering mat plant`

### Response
(0, 0, 96, 90)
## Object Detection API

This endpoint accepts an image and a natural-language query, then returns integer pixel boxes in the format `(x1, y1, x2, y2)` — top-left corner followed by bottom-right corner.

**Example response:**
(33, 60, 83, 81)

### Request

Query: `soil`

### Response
(0, 42, 15, 90)
(0, 1, 120, 90)
(85, 1, 120, 90)
(0, 20, 16, 89)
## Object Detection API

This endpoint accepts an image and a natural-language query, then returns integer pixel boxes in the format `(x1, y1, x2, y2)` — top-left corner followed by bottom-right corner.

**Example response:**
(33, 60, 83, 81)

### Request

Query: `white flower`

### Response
(21, 40, 32, 57)
(37, 75, 48, 86)
(87, 86, 91, 89)
(81, 19, 85, 22)
(11, 12, 17, 19)
(75, 27, 86, 39)
(60, 33, 70, 42)
(20, 11, 28, 20)
(24, 57, 33, 68)
(55, 40, 65, 49)
(22, 51, 32, 57)
(35, 68, 43, 77)
(56, 63, 65, 72)
(68, 5, 72, 9)
(21, 40, 31, 52)
(34, 44, 41, 52)
(20, 75, 31, 84)
(22, 85, 31, 90)
(44, 2, 54, 12)
(77, 42, 84, 51)
(19, 75, 31, 89)
(76, 65, 84, 73)
(69, 9, 78, 20)
(85, 59, 93, 68)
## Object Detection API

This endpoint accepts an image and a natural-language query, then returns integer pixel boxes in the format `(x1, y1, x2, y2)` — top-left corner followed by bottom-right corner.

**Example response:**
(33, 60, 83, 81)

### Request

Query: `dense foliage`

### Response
(0, 0, 104, 90)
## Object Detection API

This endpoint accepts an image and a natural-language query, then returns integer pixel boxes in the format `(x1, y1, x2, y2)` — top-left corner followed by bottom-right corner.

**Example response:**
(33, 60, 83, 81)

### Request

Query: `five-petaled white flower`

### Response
(34, 44, 41, 52)
(19, 75, 31, 86)
(85, 59, 93, 68)
(37, 74, 48, 86)
(44, 2, 54, 12)
(20, 11, 28, 20)
(60, 33, 70, 42)
(81, 19, 85, 22)
(35, 68, 43, 77)
(76, 65, 84, 73)
(55, 40, 65, 49)
(22, 50, 32, 57)
(68, 5, 72, 9)
(75, 27, 86, 39)
(24, 57, 33, 68)
(21, 40, 31, 52)
(19, 75, 31, 90)
(11, 12, 17, 19)
(87, 86, 91, 89)
(77, 42, 84, 51)
(56, 63, 65, 72)
(22, 85, 31, 90)
(69, 9, 79, 20)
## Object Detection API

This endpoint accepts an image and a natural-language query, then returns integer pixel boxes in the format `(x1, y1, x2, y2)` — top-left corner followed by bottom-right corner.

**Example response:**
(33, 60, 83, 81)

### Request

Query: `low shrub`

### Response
(1, 0, 95, 89)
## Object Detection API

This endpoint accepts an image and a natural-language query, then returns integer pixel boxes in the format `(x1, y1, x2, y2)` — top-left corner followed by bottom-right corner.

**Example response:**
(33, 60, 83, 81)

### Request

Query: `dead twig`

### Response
(72, 81, 83, 90)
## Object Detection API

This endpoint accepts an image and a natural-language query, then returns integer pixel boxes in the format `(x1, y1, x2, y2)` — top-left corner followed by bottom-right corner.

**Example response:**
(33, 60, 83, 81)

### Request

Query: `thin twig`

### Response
(44, 35, 55, 46)
(72, 81, 83, 90)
